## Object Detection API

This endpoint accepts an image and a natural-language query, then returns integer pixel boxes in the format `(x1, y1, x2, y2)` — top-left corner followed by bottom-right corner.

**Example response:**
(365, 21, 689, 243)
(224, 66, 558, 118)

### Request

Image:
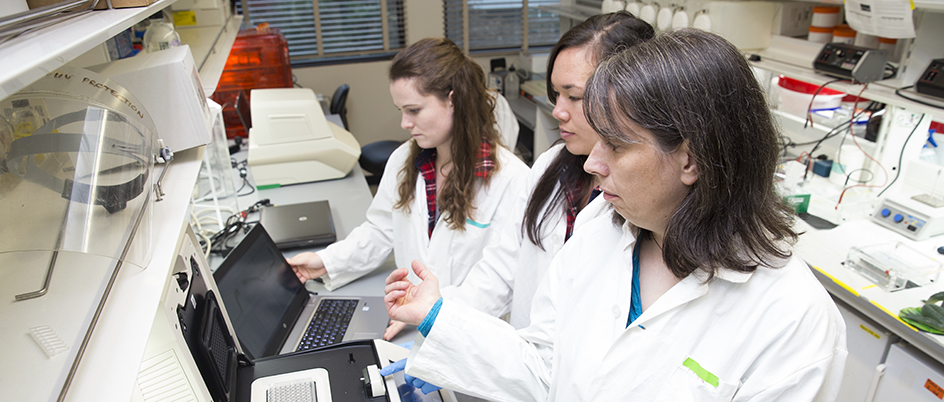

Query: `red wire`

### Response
(835, 84, 888, 209)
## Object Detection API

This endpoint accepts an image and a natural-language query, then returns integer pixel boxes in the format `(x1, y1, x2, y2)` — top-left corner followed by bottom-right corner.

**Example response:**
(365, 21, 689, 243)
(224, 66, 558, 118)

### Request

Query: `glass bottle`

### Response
(505, 67, 520, 100)
(143, 16, 181, 53)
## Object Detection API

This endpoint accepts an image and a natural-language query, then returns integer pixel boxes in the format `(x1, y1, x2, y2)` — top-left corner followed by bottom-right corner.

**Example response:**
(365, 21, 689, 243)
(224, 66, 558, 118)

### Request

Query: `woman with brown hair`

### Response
(288, 38, 528, 295)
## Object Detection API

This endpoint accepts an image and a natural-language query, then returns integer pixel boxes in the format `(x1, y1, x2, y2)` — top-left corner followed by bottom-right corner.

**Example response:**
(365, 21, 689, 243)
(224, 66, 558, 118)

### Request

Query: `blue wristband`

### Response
(417, 297, 443, 337)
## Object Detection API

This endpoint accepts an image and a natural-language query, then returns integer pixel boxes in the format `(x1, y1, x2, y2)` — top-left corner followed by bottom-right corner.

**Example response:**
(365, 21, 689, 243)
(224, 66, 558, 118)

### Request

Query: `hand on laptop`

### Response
(287, 252, 328, 282)
(384, 260, 441, 326)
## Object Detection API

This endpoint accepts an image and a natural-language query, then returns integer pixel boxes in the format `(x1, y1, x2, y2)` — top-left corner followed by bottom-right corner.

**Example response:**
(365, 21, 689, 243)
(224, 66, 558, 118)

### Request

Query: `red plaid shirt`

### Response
(415, 142, 495, 238)
(563, 180, 601, 241)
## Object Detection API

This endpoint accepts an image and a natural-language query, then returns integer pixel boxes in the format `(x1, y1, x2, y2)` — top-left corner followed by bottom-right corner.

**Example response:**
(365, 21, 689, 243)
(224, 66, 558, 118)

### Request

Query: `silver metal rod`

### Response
(56, 173, 160, 402)
(0, 0, 88, 29)
(15, 199, 72, 301)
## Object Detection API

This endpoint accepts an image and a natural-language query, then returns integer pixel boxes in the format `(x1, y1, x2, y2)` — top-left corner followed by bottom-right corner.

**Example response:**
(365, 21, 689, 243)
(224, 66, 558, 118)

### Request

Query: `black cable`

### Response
(843, 168, 875, 186)
(804, 79, 845, 129)
(895, 85, 944, 109)
(884, 63, 899, 79)
(231, 159, 255, 196)
(877, 113, 928, 198)
(237, 175, 256, 196)
(810, 101, 881, 156)
(203, 199, 271, 255)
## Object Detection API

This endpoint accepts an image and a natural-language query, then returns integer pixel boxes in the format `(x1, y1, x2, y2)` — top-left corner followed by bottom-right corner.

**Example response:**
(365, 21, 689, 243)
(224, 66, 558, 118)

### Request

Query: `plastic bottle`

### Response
(10, 99, 43, 140)
(143, 16, 181, 53)
(879, 37, 901, 63)
(505, 67, 519, 100)
(811, 6, 841, 28)
(833, 25, 857, 45)
(602, 0, 626, 12)
(808, 26, 833, 44)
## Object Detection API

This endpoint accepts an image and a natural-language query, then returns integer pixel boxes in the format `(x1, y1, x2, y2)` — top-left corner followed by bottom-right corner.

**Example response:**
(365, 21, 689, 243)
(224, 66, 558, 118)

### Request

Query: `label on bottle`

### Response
(157, 39, 181, 51)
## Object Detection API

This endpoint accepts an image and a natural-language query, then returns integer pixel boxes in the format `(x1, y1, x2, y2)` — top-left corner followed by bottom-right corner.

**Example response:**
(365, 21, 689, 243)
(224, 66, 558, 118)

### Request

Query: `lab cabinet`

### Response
(834, 300, 894, 402)
(873, 341, 944, 401)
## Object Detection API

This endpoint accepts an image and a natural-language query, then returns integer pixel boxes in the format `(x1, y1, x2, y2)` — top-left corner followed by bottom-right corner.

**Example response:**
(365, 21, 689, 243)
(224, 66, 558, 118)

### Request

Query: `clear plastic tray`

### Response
(846, 242, 943, 291)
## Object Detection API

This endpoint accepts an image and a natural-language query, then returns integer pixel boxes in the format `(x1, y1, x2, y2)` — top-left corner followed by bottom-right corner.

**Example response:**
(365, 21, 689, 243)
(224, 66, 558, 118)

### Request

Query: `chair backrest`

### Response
(330, 84, 350, 130)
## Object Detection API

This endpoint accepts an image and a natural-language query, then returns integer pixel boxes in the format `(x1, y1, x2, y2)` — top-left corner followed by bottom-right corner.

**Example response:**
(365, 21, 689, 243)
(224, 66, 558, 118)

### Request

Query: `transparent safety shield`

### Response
(0, 65, 157, 401)
(192, 99, 238, 234)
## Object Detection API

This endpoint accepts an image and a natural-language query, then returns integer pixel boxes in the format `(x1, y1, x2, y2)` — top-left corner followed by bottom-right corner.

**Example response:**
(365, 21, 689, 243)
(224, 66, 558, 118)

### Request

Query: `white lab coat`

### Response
(442, 143, 608, 328)
(318, 140, 529, 290)
(407, 215, 848, 401)
(491, 91, 519, 151)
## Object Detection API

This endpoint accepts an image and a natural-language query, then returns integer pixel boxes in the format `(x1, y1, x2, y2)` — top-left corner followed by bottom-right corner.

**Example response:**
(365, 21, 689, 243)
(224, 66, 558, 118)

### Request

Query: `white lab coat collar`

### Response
(618, 221, 756, 327)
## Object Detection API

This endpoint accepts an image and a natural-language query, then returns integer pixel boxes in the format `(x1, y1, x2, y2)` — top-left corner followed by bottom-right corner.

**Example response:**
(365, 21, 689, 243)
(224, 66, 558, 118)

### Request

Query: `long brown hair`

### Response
(390, 38, 501, 231)
(524, 12, 653, 248)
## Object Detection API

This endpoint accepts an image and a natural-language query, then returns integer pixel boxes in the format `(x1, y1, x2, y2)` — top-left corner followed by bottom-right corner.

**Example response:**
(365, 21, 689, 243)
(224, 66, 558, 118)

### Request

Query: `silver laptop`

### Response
(213, 223, 389, 359)
(260, 201, 337, 250)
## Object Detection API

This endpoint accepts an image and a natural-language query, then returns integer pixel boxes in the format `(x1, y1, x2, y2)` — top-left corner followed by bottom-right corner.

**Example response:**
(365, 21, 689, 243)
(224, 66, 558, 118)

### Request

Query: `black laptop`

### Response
(259, 201, 337, 250)
(212, 223, 388, 359)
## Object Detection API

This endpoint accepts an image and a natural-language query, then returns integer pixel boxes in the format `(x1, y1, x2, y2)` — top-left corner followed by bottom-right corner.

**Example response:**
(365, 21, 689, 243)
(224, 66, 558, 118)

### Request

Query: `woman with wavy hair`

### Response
(289, 38, 528, 296)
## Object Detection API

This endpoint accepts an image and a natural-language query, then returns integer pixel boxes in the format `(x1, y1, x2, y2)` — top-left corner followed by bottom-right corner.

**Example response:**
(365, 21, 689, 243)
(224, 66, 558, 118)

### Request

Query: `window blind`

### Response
(444, 0, 562, 52)
(241, 0, 406, 62)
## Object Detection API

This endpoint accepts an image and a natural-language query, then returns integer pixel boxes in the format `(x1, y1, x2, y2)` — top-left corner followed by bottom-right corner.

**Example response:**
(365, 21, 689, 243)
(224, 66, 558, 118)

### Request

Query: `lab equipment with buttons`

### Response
(872, 195, 944, 240)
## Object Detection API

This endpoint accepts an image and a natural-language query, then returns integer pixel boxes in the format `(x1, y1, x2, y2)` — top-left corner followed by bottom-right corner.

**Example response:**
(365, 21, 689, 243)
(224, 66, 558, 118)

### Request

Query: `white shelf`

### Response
(0, 0, 177, 100)
(786, 0, 944, 11)
(752, 56, 944, 118)
(177, 14, 242, 96)
(914, 1, 944, 11)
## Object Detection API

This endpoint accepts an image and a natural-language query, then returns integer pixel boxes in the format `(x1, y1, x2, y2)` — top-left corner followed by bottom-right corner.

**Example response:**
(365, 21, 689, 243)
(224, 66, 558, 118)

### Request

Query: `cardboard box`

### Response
(86, 45, 213, 152)
(27, 0, 157, 10)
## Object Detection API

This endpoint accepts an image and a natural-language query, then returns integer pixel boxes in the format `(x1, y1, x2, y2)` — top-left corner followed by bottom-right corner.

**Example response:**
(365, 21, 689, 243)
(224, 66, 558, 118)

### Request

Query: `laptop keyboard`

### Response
(296, 299, 359, 351)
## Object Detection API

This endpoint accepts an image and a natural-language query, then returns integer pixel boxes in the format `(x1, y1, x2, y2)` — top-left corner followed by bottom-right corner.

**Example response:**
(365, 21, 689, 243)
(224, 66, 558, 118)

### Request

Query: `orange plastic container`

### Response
(212, 24, 293, 139)
(833, 26, 857, 45)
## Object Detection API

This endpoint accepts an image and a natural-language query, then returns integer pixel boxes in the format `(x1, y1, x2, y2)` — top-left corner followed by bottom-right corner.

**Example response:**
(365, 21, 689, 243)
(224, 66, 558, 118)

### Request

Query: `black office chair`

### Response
(330, 84, 350, 130)
(359, 140, 402, 186)
(329, 83, 399, 185)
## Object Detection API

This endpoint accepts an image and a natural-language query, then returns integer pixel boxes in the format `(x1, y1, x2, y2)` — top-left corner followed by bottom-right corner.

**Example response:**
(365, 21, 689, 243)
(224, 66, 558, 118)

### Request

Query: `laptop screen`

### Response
(213, 224, 310, 359)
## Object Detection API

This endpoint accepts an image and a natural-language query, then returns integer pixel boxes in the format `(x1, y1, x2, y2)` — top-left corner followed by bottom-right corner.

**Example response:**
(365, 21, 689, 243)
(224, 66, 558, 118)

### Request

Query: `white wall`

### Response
(292, 0, 447, 147)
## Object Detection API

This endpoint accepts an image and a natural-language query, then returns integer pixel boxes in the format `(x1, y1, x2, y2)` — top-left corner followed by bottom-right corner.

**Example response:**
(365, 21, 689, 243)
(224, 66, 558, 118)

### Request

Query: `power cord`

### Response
(202, 198, 272, 256)
(877, 113, 929, 198)
(895, 85, 944, 109)
(233, 159, 256, 196)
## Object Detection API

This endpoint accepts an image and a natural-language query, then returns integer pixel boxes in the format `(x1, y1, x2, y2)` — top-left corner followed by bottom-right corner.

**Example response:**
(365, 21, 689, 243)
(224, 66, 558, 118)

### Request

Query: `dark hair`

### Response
(585, 29, 797, 279)
(523, 11, 654, 248)
(389, 38, 501, 231)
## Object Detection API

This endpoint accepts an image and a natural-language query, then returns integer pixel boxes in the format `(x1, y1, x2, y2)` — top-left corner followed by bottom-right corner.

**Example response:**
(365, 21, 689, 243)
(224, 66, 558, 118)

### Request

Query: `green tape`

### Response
(256, 183, 282, 190)
(783, 194, 810, 214)
(682, 357, 719, 387)
(465, 218, 490, 229)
